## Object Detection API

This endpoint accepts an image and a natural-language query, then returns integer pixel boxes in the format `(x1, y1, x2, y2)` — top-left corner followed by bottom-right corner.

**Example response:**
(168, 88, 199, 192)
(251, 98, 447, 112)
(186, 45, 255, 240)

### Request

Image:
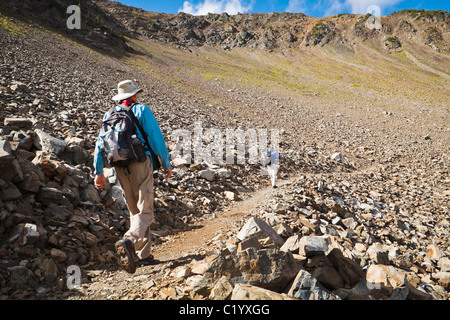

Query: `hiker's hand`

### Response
(94, 174, 107, 192)
(163, 167, 172, 179)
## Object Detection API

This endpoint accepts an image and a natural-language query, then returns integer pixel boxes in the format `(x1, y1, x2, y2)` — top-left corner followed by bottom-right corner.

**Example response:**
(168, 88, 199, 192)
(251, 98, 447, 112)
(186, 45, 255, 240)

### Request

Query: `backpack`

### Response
(99, 105, 161, 170)
(263, 151, 280, 166)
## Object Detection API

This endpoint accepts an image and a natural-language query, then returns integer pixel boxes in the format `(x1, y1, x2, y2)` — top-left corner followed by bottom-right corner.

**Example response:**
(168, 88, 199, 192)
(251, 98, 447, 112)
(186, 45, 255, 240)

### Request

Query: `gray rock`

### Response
(199, 169, 215, 181)
(0, 139, 23, 183)
(44, 203, 72, 220)
(37, 187, 63, 205)
(9, 266, 38, 290)
(0, 182, 22, 201)
(237, 237, 262, 252)
(34, 129, 66, 155)
(18, 170, 41, 193)
(217, 167, 231, 178)
(172, 156, 190, 167)
(236, 217, 284, 247)
(299, 236, 329, 257)
(0, 139, 13, 158)
(4, 117, 33, 130)
(288, 269, 340, 300)
(330, 152, 349, 165)
(110, 185, 127, 209)
(15, 223, 41, 246)
(81, 184, 101, 203)
(195, 248, 298, 295)
(231, 283, 297, 300)
(280, 234, 301, 253)
(60, 145, 90, 165)
(342, 217, 358, 229)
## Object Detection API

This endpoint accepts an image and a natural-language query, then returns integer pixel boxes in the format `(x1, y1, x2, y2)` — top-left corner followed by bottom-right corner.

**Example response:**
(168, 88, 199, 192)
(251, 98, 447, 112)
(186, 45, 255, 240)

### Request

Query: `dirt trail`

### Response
(151, 177, 295, 262)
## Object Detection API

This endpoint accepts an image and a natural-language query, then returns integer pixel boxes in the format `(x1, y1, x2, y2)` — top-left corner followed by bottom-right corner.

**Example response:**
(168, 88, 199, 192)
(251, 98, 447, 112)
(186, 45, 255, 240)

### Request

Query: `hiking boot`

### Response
(115, 238, 137, 274)
(138, 254, 157, 267)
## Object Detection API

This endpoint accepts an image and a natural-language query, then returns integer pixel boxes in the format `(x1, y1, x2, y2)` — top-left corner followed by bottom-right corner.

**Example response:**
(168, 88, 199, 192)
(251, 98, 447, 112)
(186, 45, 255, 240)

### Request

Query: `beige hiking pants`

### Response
(115, 155, 154, 260)
(267, 164, 278, 187)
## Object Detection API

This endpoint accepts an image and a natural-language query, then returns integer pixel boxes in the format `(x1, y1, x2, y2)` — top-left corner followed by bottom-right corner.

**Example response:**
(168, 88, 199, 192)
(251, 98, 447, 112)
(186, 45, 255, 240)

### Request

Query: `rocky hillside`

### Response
(96, 1, 449, 53)
(0, 0, 132, 55)
(0, 1, 449, 301)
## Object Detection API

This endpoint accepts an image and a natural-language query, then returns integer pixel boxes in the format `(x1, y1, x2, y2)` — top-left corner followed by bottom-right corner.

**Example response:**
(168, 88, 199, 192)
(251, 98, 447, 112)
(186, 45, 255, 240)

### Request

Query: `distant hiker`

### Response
(262, 148, 280, 188)
(93, 80, 172, 273)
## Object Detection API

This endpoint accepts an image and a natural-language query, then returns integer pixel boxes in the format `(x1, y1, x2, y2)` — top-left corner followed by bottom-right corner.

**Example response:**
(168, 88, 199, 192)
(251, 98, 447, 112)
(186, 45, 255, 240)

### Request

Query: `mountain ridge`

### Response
(96, 1, 449, 54)
(1, 1, 449, 56)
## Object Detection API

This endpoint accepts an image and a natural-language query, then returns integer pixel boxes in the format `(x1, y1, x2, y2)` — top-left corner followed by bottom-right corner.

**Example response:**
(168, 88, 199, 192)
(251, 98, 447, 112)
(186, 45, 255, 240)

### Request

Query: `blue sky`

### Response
(116, 0, 448, 17)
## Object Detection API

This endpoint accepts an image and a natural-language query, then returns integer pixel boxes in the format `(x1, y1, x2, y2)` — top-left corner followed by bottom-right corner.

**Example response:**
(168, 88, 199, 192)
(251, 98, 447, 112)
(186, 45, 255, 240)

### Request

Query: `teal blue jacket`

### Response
(93, 103, 171, 175)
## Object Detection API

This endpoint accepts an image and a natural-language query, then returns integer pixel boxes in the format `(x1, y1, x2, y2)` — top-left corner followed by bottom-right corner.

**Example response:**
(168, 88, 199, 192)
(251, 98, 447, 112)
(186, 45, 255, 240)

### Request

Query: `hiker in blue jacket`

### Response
(262, 148, 280, 188)
(93, 80, 171, 273)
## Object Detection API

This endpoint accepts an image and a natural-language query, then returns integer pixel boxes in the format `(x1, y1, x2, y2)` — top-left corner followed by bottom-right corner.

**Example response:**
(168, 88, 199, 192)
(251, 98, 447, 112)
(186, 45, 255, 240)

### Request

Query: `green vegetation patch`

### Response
(311, 22, 325, 36)
(392, 9, 449, 20)
(0, 13, 30, 36)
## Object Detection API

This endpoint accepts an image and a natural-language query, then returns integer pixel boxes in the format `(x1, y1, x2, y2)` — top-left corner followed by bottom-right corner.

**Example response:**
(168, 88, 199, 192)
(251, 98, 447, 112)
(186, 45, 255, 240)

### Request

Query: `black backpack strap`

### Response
(127, 107, 161, 171)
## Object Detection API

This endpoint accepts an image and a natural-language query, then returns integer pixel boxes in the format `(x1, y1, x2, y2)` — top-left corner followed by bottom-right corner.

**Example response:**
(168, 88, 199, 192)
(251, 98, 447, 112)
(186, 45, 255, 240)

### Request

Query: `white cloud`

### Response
(179, 0, 255, 16)
(285, 0, 307, 13)
(326, 0, 404, 16)
(322, 0, 346, 16)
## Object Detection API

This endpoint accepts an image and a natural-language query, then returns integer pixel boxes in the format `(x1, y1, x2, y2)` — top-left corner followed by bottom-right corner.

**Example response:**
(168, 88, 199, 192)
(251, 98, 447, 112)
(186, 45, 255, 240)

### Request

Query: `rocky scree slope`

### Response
(0, 3, 449, 300)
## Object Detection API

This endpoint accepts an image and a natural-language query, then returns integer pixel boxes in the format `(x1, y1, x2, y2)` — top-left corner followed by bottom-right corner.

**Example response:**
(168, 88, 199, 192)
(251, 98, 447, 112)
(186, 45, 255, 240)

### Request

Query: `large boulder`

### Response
(34, 129, 66, 155)
(365, 264, 433, 300)
(236, 217, 284, 247)
(193, 248, 298, 296)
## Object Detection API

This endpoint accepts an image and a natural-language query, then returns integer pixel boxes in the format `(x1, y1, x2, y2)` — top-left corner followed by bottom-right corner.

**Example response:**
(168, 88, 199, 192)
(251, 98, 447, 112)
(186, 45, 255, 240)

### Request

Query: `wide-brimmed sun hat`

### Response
(112, 80, 143, 101)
